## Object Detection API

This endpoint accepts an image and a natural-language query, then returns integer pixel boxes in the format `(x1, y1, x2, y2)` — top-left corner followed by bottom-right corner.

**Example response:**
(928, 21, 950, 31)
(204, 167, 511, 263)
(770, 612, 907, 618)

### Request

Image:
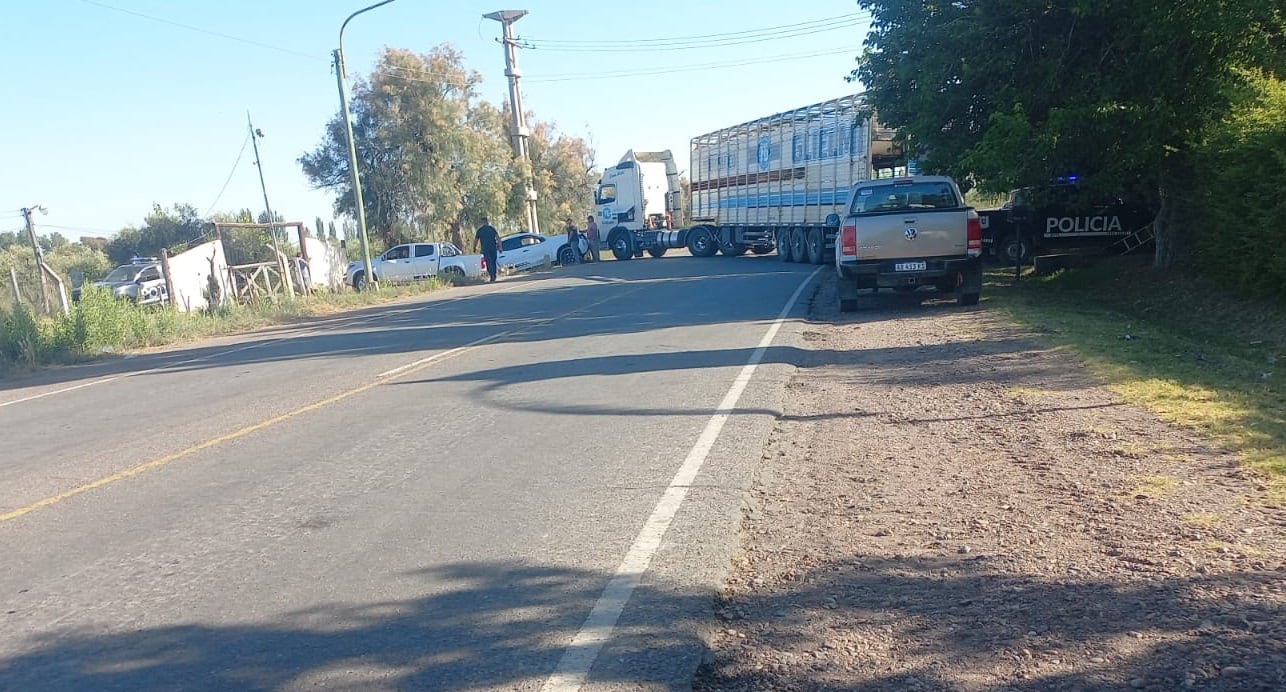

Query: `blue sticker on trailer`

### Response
(757, 136, 771, 170)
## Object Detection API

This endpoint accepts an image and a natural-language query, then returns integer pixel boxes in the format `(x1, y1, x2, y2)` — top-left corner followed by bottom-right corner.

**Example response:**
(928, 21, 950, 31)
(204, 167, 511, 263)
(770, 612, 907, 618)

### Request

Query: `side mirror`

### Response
(824, 213, 841, 227)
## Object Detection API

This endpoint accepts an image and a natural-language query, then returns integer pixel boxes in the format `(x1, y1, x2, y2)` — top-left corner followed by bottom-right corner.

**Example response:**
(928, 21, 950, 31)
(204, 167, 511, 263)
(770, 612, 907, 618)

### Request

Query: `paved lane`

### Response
(0, 256, 820, 690)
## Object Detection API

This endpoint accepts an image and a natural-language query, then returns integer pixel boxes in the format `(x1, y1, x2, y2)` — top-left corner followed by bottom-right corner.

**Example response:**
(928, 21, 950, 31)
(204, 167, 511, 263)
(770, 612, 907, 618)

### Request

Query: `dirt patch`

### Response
(695, 280, 1285, 691)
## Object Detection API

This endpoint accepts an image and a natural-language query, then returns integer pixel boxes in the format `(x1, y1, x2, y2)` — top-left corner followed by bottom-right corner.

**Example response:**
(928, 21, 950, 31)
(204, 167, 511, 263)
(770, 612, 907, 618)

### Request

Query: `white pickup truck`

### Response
(346, 242, 485, 291)
(834, 175, 983, 311)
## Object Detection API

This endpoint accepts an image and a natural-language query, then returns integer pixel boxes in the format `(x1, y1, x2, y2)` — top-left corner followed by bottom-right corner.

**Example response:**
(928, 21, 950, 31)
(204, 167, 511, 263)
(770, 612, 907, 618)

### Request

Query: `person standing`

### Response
(585, 214, 600, 262)
(473, 216, 501, 283)
(564, 218, 580, 265)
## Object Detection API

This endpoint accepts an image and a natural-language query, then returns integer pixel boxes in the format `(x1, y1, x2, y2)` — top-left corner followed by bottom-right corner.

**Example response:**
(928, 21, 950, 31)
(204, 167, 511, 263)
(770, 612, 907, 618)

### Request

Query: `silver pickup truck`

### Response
(833, 175, 983, 311)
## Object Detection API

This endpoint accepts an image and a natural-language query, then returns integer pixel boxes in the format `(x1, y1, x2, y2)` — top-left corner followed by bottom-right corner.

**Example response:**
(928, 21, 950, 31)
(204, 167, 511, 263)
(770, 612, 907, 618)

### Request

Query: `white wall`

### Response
(168, 240, 233, 313)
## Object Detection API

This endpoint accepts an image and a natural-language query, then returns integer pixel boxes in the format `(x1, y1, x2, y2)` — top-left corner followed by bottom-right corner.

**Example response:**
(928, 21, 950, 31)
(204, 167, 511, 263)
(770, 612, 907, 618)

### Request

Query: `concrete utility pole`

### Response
(20, 205, 50, 314)
(485, 9, 540, 235)
(247, 112, 293, 297)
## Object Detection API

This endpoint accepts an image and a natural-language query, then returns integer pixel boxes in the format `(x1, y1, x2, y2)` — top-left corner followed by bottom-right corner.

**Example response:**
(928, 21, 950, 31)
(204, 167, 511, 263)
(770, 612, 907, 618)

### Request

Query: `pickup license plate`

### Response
(895, 261, 927, 271)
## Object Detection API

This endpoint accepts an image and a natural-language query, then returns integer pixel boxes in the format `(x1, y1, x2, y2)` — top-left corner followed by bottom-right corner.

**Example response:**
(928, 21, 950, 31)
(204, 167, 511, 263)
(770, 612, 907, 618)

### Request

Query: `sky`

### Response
(0, 0, 871, 241)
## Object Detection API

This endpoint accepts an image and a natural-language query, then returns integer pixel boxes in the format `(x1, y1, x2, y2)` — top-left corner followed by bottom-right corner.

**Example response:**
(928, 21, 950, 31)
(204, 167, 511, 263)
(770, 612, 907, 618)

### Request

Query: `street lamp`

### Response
(332, 0, 398, 291)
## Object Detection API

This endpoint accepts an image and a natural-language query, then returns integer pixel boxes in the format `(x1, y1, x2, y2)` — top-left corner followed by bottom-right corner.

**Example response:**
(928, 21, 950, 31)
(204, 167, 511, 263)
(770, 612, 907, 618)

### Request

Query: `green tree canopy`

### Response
(300, 45, 594, 248)
(104, 203, 209, 265)
(852, 0, 1284, 265)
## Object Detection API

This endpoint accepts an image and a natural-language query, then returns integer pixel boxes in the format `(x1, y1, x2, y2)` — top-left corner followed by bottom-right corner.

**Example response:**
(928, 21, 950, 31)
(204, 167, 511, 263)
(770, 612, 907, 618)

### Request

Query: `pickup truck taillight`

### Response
(966, 210, 982, 257)
(840, 223, 857, 257)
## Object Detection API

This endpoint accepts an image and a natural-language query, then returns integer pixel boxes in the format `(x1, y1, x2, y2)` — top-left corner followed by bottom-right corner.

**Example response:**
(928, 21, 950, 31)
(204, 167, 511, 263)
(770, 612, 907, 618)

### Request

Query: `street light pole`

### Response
(335, 0, 398, 291)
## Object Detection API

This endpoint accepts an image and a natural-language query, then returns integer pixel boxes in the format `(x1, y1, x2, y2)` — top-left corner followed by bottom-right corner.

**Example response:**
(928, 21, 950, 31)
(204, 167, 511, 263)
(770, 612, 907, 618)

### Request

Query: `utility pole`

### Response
(485, 9, 540, 235)
(20, 205, 50, 314)
(247, 112, 292, 297)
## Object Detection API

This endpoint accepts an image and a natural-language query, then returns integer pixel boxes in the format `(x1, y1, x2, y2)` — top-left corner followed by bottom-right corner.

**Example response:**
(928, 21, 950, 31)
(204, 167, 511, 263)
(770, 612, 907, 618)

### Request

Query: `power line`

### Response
(204, 132, 254, 217)
(77, 0, 325, 62)
(525, 47, 858, 83)
(518, 12, 870, 48)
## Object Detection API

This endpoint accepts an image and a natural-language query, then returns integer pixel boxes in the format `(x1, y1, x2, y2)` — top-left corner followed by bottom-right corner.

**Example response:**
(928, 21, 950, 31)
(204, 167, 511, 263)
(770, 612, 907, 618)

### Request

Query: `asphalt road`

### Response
(0, 254, 822, 691)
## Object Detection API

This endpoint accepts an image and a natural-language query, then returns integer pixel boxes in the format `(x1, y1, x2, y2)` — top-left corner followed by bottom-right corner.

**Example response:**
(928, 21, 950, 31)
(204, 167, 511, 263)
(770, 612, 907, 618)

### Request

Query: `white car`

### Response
(346, 242, 485, 291)
(497, 232, 586, 272)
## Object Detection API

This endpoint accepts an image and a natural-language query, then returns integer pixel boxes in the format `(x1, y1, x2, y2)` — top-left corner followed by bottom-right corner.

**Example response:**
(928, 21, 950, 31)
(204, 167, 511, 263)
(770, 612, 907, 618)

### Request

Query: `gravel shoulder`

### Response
(694, 279, 1285, 691)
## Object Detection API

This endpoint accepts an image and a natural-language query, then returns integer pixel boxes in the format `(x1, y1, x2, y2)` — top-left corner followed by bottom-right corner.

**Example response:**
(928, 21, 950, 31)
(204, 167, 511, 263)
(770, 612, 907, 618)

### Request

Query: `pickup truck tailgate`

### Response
(847, 180, 968, 260)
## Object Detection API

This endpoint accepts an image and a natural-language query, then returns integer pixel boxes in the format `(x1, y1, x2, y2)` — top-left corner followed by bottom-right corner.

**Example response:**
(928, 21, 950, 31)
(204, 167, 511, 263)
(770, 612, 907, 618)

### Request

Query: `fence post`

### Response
(160, 249, 177, 311)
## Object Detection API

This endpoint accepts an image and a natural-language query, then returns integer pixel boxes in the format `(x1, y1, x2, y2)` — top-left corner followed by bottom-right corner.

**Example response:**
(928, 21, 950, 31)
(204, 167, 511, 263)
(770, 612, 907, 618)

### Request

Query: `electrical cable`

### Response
(204, 132, 254, 217)
(524, 47, 857, 83)
(77, 0, 326, 62)
(519, 12, 868, 47)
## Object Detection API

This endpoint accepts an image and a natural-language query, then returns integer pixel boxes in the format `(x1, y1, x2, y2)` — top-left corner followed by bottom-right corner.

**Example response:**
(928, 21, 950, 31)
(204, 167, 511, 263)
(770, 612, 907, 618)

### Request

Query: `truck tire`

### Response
(353, 270, 370, 292)
(998, 233, 1031, 265)
(720, 243, 748, 257)
(440, 266, 465, 283)
(686, 227, 718, 257)
(805, 228, 825, 264)
(776, 229, 794, 262)
(789, 228, 806, 263)
(647, 247, 668, 258)
(751, 245, 773, 255)
(608, 229, 634, 261)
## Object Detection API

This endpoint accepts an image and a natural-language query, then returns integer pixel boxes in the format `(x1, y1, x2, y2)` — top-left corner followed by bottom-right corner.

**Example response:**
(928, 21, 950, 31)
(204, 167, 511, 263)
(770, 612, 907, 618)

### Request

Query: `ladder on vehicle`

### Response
(1113, 223, 1154, 255)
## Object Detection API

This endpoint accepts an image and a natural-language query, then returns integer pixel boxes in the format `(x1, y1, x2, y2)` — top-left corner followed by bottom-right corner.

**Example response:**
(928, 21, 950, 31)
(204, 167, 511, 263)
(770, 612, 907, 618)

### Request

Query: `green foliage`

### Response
(301, 45, 594, 246)
(1190, 72, 1286, 298)
(853, 0, 1285, 264)
(105, 203, 211, 265)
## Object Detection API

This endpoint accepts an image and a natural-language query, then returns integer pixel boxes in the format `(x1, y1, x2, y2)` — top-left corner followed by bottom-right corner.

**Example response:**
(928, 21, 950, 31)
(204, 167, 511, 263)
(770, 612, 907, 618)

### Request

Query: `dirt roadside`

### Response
(694, 279, 1285, 691)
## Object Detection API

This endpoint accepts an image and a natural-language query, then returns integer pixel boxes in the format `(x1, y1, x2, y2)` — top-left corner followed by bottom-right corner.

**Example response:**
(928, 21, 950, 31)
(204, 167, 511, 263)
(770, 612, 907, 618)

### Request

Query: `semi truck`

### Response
(594, 94, 901, 262)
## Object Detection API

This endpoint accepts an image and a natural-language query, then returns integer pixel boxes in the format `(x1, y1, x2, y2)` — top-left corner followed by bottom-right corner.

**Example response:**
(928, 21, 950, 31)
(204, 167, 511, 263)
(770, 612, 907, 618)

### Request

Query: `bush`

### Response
(1191, 72, 1286, 298)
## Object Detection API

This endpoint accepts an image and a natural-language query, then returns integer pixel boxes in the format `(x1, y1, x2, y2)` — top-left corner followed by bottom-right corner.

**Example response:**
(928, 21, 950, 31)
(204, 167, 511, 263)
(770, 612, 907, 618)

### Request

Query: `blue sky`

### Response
(0, 0, 870, 240)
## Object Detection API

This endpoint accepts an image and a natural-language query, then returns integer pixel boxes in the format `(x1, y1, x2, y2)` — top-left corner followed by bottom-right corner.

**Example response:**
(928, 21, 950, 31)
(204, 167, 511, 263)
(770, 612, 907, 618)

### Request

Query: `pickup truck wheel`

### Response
(776, 230, 794, 261)
(608, 230, 634, 261)
(440, 266, 465, 284)
(353, 271, 369, 292)
(686, 227, 717, 257)
(789, 228, 806, 263)
(998, 233, 1031, 265)
(647, 247, 668, 258)
(805, 228, 824, 264)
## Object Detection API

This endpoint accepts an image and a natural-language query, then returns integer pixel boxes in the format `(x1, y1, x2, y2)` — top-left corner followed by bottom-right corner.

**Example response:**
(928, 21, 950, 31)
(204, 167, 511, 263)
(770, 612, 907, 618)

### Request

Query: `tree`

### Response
(301, 45, 596, 247)
(104, 203, 209, 265)
(852, 0, 1284, 266)
(301, 46, 505, 247)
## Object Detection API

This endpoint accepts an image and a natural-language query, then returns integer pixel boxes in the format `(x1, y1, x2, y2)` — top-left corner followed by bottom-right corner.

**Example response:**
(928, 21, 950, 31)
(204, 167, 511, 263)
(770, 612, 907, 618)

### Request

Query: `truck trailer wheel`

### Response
(608, 229, 634, 261)
(686, 227, 718, 257)
(776, 229, 794, 261)
(789, 228, 807, 263)
(805, 228, 825, 264)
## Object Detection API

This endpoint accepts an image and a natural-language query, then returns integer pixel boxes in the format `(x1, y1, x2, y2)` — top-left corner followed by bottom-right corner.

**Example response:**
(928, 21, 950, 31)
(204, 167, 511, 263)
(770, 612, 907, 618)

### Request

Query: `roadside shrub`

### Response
(0, 303, 42, 372)
(1191, 72, 1286, 298)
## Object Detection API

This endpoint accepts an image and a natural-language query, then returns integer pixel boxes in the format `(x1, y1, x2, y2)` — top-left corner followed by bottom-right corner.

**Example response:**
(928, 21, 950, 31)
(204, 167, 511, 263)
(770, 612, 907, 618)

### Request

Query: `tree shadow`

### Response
(695, 556, 1285, 691)
(0, 561, 710, 691)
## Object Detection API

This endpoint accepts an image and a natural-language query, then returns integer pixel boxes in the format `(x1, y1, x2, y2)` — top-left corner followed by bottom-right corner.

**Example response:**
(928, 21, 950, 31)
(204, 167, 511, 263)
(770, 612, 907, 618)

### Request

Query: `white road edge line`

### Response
(542, 266, 823, 691)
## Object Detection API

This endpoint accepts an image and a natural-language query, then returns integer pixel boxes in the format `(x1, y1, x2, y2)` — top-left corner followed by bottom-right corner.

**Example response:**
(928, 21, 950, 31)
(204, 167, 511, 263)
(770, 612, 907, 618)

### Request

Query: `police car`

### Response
(87, 256, 169, 306)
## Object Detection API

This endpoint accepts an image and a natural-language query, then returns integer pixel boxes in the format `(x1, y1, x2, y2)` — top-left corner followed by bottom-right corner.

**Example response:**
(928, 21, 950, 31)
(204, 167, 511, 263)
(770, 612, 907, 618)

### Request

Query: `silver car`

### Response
(90, 258, 169, 306)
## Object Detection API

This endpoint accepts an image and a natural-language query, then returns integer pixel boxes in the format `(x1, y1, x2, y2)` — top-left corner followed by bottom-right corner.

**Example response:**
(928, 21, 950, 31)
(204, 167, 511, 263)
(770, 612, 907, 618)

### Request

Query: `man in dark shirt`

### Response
(473, 216, 501, 282)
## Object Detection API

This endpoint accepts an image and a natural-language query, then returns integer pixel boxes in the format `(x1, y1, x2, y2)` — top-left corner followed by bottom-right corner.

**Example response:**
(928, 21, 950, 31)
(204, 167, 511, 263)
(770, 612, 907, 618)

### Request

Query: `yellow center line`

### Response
(0, 285, 640, 524)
